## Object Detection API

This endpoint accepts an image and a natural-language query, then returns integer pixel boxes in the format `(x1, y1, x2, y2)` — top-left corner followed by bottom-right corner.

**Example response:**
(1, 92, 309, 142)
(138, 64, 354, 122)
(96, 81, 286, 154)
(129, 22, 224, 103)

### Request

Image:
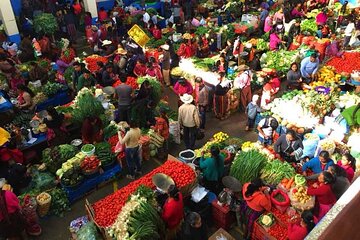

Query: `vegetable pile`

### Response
(33, 13, 58, 35)
(230, 150, 267, 184)
(108, 186, 165, 239)
(300, 19, 318, 34)
(80, 156, 101, 173)
(61, 165, 84, 187)
(84, 55, 108, 72)
(42, 144, 77, 174)
(292, 186, 311, 203)
(93, 160, 195, 227)
(95, 142, 114, 166)
(260, 49, 300, 73)
(48, 188, 70, 216)
(42, 82, 66, 97)
(326, 52, 360, 74)
(261, 160, 296, 185)
(71, 88, 105, 123)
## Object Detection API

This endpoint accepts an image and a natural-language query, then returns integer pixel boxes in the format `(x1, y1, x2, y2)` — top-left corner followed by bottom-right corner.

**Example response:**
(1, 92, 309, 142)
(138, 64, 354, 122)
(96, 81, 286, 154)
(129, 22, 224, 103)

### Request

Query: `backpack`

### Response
(262, 116, 279, 130)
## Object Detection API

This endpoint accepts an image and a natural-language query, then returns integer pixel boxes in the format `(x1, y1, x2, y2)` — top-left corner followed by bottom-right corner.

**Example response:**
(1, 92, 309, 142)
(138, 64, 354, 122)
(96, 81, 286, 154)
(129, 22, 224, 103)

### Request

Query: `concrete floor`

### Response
(36, 69, 258, 240)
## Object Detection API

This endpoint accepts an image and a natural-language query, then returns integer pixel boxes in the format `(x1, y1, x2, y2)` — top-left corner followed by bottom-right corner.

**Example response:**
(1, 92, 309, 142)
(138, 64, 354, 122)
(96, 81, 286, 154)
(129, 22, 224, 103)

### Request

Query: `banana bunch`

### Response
(312, 66, 341, 88)
(213, 132, 229, 143)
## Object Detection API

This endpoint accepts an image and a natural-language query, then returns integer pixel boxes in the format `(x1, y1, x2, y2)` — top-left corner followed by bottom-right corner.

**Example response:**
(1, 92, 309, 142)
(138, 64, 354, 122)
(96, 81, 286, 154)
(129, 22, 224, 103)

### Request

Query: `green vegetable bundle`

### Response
(137, 76, 162, 104)
(95, 142, 114, 166)
(260, 50, 299, 73)
(301, 19, 318, 34)
(72, 89, 105, 123)
(260, 159, 296, 185)
(11, 112, 33, 128)
(128, 201, 165, 240)
(103, 123, 119, 139)
(49, 187, 70, 216)
(281, 90, 304, 100)
(42, 144, 77, 173)
(42, 82, 65, 97)
(256, 38, 269, 51)
(77, 222, 101, 240)
(128, 185, 156, 204)
(192, 57, 216, 71)
(230, 150, 267, 184)
(34, 13, 58, 35)
(64, 66, 74, 85)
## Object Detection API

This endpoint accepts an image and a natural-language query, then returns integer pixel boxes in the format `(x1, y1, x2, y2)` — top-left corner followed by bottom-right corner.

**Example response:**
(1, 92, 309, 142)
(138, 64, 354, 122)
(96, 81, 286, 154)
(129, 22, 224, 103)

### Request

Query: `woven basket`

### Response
(36, 192, 52, 217)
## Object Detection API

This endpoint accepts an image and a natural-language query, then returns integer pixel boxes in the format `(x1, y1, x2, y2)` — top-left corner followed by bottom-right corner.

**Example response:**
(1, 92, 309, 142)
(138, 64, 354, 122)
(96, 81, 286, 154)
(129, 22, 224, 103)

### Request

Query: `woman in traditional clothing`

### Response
(213, 72, 230, 120)
(241, 179, 271, 240)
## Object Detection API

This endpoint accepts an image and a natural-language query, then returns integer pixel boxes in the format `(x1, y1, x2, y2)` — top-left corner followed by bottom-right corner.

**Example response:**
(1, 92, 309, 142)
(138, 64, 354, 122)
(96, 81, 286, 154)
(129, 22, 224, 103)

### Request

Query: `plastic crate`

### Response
(211, 200, 236, 230)
(252, 221, 276, 240)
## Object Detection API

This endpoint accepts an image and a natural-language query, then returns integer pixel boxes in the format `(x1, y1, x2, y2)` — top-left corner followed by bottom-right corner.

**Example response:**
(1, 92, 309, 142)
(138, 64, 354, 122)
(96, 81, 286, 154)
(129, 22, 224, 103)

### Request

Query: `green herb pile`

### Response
(261, 159, 296, 185)
(34, 13, 58, 35)
(230, 150, 267, 184)
(72, 90, 105, 123)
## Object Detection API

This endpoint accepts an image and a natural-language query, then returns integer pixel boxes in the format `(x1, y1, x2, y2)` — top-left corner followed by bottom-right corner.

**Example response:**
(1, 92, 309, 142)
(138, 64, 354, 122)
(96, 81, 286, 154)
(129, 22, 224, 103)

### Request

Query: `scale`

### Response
(29, 119, 40, 128)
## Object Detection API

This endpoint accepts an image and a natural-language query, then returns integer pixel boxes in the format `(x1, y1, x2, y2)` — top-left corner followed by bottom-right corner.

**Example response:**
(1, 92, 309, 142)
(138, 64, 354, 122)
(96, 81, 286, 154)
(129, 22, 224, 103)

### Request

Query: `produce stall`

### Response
(84, 155, 196, 238)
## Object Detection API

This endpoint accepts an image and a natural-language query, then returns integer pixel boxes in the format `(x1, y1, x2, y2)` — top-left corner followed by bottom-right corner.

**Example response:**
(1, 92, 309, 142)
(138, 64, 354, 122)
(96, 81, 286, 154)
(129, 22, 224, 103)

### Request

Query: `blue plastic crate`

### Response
(62, 164, 121, 203)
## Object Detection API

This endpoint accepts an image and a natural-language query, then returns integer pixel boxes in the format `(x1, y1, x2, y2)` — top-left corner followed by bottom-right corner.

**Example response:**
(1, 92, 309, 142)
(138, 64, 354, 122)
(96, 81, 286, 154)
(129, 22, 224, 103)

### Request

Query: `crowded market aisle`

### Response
(1, 0, 360, 240)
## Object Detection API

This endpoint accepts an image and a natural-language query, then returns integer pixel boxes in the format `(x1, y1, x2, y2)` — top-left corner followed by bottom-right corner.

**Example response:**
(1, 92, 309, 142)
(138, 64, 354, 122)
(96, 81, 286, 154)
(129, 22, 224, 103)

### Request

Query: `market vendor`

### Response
(81, 116, 104, 144)
(307, 171, 336, 220)
(76, 70, 96, 91)
(287, 210, 315, 240)
(160, 44, 171, 87)
(337, 153, 355, 182)
(102, 64, 116, 87)
(213, 54, 228, 75)
(291, 3, 305, 19)
(260, 73, 281, 109)
(302, 150, 334, 176)
(328, 165, 350, 200)
(161, 184, 184, 240)
(200, 145, 224, 194)
(241, 179, 271, 240)
(325, 34, 344, 59)
(287, 62, 303, 90)
(300, 53, 319, 84)
(16, 84, 35, 112)
(274, 129, 304, 163)
(287, 19, 301, 49)
(29, 62, 48, 86)
(42, 106, 67, 145)
(269, 29, 285, 51)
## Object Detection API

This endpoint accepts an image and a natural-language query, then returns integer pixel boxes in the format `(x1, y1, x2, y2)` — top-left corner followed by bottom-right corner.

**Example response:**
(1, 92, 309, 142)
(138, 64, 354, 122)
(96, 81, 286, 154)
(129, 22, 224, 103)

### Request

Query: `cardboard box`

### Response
(209, 228, 236, 240)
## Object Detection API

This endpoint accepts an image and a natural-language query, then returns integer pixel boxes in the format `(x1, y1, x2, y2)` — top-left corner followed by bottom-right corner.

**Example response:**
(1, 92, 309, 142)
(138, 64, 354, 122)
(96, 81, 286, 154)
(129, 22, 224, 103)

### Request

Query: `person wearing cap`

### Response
(300, 53, 319, 84)
(195, 77, 208, 131)
(160, 44, 171, 87)
(287, 18, 301, 49)
(233, 64, 252, 112)
(178, 94, 200, 149)
(113, 46, 128, 74)
(77, 70, 96, 91)
(162, 184, 184, 239)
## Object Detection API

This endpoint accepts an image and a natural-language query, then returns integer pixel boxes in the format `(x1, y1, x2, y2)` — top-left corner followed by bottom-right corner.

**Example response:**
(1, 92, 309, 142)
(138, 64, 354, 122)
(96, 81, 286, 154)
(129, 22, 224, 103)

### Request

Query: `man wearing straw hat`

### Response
(178, 94, 200, 149)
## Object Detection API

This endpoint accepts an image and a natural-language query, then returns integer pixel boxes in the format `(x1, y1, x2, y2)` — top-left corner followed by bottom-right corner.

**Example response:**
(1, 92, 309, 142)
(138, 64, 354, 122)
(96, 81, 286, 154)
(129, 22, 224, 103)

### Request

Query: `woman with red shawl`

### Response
(81, 116, 104, 144)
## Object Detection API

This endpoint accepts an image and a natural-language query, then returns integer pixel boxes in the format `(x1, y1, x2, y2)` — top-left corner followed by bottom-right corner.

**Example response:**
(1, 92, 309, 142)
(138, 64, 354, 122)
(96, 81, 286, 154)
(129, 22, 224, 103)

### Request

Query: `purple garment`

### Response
(56, 59, 71, 74)
(326, 40, 344, 58)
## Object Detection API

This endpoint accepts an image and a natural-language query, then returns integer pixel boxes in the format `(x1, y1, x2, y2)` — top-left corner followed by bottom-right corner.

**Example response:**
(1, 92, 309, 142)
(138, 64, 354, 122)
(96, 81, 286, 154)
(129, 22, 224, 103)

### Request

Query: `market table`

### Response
(36, 90, 71, 112)
(62, 163, 122, 204)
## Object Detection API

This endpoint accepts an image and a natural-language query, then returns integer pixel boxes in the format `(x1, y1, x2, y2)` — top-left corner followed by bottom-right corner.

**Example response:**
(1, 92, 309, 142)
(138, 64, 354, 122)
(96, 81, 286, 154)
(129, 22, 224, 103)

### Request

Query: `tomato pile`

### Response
(268, 223, 287, 240)
(107, 135, 119, 153)
(271, 207, 299, 225)
(60, 48, 76, 64)
(84, 55, 108, 73)
(81, 156, 100, 172)
(112, 76, 139, 90)
(326, 52, 360, 74)
(93, 160, 196, 227)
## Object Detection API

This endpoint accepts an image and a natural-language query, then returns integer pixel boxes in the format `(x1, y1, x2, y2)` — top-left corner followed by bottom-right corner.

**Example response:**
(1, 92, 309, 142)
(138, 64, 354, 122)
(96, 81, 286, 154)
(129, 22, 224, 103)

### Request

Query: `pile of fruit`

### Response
(291, 186, 311, 203)
(312, 66, 341, 88)
(84, 55, 108, 72)
(80, 156, 101, 173)
(93, 160, 196, 227)
(213, 132, 229, 142)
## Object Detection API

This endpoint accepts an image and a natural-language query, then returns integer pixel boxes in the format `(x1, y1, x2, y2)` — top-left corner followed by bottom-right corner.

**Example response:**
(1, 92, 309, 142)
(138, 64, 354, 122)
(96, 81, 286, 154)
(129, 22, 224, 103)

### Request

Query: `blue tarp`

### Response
(36, 90, 71, 112)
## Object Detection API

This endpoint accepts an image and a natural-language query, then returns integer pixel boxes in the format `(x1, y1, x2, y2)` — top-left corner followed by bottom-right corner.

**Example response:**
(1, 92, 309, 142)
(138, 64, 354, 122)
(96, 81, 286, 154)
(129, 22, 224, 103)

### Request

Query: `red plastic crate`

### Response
(211, 200, 236, 230)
